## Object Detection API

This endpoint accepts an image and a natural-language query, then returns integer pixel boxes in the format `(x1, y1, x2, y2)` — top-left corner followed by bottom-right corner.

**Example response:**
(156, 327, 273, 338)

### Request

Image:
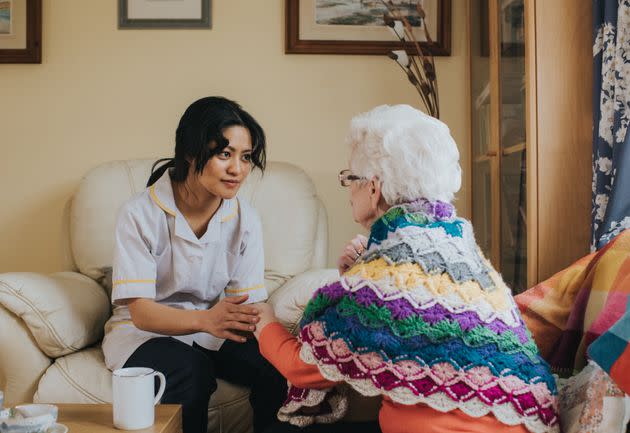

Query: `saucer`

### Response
(0, 404, 58, 433)
(48, 424, 67, 433)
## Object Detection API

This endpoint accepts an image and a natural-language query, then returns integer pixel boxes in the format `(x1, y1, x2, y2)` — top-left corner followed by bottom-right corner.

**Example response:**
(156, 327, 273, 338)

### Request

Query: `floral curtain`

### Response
(591, 0, 630, 250)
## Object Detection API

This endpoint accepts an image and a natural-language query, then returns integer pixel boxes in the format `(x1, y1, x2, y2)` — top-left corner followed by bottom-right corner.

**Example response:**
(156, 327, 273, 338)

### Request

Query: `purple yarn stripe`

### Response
(315, 282, 530, 343)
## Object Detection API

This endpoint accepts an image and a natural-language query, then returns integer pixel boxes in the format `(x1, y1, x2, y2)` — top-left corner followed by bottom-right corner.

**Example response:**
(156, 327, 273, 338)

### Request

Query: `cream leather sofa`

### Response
(0, 159, 379, 433)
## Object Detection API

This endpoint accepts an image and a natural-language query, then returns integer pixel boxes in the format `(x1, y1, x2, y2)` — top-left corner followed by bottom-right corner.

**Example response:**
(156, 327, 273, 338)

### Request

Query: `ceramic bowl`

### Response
(0, 404, 58, 433)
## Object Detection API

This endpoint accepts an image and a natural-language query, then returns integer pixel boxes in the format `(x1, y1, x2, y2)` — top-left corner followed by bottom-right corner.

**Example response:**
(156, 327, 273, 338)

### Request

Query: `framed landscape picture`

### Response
(286, 0, 451, 55)
(0, 0, 41, 64)
(119, 0, 211, 29)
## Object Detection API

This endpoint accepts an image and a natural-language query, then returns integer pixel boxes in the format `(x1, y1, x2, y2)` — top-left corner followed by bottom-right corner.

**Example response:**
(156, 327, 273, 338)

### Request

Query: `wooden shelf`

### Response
(502, 142, 526, 156)
(474, 155, 493, 163)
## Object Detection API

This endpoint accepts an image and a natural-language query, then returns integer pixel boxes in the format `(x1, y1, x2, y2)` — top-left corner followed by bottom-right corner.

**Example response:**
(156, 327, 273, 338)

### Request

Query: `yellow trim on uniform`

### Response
(221, 199, 239, 223)
(110, 320, 134, 329)
(112, 279, 157, 287)
(225, 283, 265, 294)
(149, 184, 176, 217)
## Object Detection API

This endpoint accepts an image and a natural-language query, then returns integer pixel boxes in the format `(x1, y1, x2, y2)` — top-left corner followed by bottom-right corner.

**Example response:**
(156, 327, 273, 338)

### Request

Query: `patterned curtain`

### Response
(591, 0, 630, 250)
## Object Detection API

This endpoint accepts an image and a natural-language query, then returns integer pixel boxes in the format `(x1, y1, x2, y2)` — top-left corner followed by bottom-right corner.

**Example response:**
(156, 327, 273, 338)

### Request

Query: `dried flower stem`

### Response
(389, 53, 433, 113)
(382, 0, 440, 118)
(401, 17, 440, 117)
(386, 24, 433, 114)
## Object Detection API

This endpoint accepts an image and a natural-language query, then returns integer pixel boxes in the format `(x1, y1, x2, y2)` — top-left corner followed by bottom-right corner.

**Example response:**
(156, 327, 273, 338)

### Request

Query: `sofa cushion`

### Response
(0, 305, 51, 407)
(0, 272, 110, 358)
(71, 160, 326, 298)
(237, 165, 321, 277)
(36, 347, 253, 432)
(268, 269, 339, 333)
(35, 347, 111, 404)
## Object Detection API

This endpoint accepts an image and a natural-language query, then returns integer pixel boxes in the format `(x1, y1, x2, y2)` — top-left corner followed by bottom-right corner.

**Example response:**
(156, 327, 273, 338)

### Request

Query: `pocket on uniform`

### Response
(153, 246, 175, 286)
(210, 250, 238, 293)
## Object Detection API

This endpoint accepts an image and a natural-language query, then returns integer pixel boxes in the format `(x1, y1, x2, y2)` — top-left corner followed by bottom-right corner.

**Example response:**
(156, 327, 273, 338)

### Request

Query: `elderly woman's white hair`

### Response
(348, 104, 461, 204)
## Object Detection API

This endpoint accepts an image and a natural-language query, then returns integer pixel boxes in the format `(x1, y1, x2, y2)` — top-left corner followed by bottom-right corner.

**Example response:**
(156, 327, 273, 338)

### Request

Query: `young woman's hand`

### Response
(201, 295, 260, 343)
(337, 234, 368, 275)
(252, 303, 278, 339)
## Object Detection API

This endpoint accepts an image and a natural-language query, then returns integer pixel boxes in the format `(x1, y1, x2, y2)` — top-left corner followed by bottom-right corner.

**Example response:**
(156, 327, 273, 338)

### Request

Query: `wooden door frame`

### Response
(524, 0, 538, 286)
(488, 0, 502, 268)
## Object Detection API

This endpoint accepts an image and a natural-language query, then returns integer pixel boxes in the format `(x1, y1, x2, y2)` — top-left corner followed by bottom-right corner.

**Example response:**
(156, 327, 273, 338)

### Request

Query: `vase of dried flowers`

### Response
(382, 0, 440, 119)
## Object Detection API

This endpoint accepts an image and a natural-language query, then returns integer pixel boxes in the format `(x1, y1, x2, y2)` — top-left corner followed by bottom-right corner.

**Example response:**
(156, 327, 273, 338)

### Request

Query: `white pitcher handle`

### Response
(154, 371, 166, 405)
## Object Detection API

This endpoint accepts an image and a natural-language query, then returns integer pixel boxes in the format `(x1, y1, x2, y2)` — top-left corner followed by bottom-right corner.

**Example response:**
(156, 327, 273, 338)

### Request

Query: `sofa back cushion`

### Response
(70, 160, 327, 296)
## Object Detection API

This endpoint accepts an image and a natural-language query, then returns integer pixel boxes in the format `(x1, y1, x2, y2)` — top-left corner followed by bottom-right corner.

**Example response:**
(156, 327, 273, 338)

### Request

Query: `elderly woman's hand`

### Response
(337, 234, 368, 275)
(252, 302, 278, 339)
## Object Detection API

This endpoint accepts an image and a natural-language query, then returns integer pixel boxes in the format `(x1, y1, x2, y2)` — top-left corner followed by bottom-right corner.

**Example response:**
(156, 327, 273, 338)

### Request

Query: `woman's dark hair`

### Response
(147, 96, 266, 187)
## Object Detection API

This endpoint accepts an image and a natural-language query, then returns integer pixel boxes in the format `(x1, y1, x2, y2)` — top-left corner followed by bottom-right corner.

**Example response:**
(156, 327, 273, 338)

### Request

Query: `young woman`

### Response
(102, 97, 286, 433)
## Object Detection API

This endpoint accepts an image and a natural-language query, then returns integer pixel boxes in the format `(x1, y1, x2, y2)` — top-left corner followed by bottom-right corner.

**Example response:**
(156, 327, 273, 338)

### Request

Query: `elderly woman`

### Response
(253, 105, 559, 433)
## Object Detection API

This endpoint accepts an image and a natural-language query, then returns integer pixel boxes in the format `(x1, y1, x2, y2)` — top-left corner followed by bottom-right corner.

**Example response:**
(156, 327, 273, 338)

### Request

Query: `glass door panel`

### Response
(470, 0, 492, 257)
(473, 159, 492, 255)
(499, 0, 527, 293)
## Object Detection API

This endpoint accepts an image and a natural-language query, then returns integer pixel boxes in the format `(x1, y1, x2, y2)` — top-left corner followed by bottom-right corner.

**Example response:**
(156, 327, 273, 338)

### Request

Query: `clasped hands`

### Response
(206, 233, 366, 343)
(201, 295, 277, 343)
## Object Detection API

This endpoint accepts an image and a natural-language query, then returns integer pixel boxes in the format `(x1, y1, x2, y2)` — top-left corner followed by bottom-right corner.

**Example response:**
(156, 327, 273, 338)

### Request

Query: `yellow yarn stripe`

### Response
(345, 258, 511, 310)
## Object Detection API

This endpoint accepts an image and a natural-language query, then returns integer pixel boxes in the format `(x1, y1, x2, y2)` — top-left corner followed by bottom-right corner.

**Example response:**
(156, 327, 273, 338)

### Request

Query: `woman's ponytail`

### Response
(146, 158, 175, 187)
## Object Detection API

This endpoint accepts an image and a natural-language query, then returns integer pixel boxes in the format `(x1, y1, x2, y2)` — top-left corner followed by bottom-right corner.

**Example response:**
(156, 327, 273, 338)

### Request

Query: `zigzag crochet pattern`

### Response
(279, 199, 559, 433)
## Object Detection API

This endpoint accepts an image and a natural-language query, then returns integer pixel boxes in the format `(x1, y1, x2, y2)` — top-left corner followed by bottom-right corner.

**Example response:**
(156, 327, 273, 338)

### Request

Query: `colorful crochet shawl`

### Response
(279, 200, 559, 433)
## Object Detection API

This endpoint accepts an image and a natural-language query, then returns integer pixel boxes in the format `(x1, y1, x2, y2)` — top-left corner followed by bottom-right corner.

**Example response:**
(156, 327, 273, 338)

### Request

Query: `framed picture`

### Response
(286, 0, 451, 56)
(479, 0, 524, 58)
(118, 0, 211, 29)
(0, 0, 41, 64)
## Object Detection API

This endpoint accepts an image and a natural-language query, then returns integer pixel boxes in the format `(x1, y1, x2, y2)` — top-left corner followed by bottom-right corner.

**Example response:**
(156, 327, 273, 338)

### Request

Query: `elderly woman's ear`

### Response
(369, 177, 389, 214)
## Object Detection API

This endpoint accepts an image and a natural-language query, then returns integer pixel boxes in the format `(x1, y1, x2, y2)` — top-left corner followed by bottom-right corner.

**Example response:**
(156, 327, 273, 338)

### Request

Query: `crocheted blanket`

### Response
(588, 297, 630, 395)
(278, 200, 559, 433)
(516, 228, 630, 378)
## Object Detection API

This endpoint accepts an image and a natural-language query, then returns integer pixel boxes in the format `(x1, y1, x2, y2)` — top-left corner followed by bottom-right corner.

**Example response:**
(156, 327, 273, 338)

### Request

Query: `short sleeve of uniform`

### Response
(224, 208, 267, 304)
(111, 203, 158, 305)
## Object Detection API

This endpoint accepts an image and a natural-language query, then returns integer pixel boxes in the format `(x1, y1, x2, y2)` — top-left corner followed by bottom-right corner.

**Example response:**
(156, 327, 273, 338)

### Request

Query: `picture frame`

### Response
(286, 0, 451, 56)
(118, 0, 211, 29)
(479, 0, 524, 58)
(0, 0, 41, 64)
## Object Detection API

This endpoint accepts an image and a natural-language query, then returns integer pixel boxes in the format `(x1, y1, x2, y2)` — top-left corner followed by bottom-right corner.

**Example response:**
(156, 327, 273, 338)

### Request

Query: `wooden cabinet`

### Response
(468, 0, 592, 292)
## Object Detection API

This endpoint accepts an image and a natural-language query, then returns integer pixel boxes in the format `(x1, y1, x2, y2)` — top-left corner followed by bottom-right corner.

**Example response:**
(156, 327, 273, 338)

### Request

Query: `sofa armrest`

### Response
(0, 305, 51, 406)
(0, 272, 110, 359)
(268, 268, 339, 334)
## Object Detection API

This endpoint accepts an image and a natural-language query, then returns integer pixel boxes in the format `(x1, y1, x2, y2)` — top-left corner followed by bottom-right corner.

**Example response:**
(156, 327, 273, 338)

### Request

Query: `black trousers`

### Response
(263, 421, 381, 433)
(123, 336, 287, 433)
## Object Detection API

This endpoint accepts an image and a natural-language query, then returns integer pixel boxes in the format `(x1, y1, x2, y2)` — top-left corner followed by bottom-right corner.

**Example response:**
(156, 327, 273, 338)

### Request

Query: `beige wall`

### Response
(0, 0, 469, 273)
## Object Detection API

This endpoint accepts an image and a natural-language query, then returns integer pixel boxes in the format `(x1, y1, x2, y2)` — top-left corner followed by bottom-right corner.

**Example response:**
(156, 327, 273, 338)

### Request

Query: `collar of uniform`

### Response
(149, 170, 236, 244)
(149, 170, 178, 218)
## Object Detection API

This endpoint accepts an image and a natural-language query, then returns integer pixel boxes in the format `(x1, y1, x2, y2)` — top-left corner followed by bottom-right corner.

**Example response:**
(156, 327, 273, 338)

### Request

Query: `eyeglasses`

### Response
(338, 169, 366, 187)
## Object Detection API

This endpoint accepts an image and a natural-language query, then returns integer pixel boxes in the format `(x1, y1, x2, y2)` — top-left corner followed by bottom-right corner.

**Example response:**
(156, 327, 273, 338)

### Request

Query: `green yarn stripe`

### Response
(303, 293, 539, 360)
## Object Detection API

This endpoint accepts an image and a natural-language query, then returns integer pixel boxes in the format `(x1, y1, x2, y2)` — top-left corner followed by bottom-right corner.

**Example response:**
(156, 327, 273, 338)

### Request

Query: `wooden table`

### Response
(56, 404, 182, 433)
